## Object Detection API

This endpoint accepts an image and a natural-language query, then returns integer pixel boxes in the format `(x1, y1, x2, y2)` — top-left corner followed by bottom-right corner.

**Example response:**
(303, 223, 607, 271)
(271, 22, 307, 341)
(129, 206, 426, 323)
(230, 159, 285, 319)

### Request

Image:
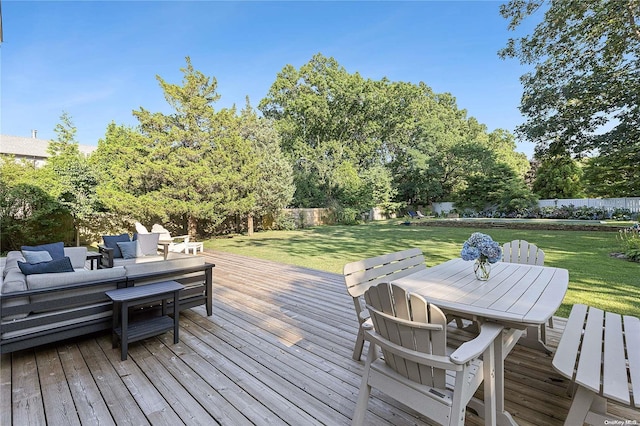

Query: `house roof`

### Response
(0, 134, 97, 158)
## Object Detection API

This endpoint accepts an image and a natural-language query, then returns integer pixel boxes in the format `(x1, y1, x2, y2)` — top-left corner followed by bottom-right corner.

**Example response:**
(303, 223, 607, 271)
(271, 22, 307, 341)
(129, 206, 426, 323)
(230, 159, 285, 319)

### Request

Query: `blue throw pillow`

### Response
(116, 241, 141, 259)
(102, 233, 131, 258)
(18, 257, 74, 275)
(20, 242, 65, 260)
(21, 250, 54, 264)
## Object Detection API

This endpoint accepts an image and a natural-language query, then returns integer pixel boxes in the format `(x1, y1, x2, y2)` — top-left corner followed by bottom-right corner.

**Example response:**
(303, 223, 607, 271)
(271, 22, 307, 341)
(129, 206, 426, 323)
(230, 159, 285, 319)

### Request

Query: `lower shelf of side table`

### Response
(113, 316, 174, 344)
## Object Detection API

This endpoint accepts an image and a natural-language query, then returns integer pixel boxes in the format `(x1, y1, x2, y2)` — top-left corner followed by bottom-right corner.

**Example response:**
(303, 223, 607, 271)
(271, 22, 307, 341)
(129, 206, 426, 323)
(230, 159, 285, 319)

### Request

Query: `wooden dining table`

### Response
(392, 258, 569, 426)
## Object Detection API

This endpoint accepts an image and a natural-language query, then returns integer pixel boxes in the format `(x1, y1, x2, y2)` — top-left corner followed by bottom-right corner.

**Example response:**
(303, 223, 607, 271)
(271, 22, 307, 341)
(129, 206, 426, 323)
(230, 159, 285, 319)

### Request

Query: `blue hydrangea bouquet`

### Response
(460, 232, 502, 280)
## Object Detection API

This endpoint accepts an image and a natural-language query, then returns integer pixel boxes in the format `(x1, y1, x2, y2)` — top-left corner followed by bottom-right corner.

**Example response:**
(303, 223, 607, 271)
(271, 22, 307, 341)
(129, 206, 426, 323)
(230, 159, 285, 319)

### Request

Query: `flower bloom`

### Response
(461, 233, 502, 264)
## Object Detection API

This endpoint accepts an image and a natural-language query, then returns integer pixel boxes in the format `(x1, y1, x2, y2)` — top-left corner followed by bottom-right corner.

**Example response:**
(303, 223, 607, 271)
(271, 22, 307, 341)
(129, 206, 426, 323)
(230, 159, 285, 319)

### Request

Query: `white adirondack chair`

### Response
(134, 221, 150, 235)
(502, 240, 552, 341)
(151, 224, 190, 253)
(343, 249, 427, 360)
(502, 239, 545, 266)
(352, 282, 503, 426)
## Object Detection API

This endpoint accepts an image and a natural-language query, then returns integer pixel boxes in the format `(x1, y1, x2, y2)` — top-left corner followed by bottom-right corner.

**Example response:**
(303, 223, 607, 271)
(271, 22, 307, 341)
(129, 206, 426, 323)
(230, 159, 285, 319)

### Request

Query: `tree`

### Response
(261, 53, 530, 212)
(238, 99, 295, 233)
(134, 57, 261, 237)
(0, 161, 73, 251)
(95, 58, 266, 237)
(260, 54, 387, 207)
(44, 112, 99, 246)
(453, 163, 537, 215)
(582, 149, 640, 197)
(532, 155, 584, 198)
(499, 0, 640, 161)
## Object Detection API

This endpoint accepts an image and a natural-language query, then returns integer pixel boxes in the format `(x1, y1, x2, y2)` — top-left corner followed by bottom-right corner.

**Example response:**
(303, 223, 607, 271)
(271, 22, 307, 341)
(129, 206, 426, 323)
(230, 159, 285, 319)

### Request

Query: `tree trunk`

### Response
(188, 215, 198, 239)
(247, 213, 254, 236)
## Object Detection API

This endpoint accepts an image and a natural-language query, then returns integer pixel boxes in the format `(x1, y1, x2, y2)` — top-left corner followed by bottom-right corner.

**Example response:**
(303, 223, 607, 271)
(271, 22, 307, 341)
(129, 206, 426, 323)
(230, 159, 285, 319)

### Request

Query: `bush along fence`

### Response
(432, 198, 640, 220)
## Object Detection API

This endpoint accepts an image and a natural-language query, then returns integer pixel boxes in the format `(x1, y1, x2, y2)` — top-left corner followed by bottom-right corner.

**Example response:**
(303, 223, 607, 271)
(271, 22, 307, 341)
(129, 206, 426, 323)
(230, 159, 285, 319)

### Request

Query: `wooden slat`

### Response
(624, 315, 640, 408)
(1, 353, 12, 426)
(552, 303, 588, 379)
(602, 311, 629, 404)
(574, 306, 604, 393)
(77, 338, 150, 425)
(11, 350, 46, 425)
(35, 347, 81, 426)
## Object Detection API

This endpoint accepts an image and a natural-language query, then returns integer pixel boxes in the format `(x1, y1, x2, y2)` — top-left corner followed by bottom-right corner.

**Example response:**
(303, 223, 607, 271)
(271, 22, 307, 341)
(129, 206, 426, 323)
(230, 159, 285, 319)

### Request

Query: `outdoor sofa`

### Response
(0, 244, 213, 354)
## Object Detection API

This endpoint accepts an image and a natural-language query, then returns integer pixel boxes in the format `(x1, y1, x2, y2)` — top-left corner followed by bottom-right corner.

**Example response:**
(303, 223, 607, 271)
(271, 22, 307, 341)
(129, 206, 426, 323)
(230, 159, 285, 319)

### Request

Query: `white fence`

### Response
(432, 198, 640, 215)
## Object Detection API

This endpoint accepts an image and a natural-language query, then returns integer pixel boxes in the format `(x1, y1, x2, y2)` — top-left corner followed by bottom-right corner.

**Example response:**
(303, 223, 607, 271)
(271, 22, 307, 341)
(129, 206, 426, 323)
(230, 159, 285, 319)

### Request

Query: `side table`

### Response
(86, 252, 102, 270)
(105, 281, 184, 361)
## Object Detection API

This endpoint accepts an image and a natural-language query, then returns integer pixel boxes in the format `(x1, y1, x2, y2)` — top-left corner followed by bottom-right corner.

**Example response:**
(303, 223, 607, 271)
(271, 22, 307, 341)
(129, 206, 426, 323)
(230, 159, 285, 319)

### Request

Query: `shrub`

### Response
(0, 183, 74, 252)
(611, 208, 632, 221)
(272, 211, 297, 231)
(617, 224, 640, 262)
(334, 207, 361, 225)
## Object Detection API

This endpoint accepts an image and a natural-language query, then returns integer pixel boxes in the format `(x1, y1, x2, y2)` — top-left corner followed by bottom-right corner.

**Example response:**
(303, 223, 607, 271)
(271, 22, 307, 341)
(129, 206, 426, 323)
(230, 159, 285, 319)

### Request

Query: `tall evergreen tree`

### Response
(129, 57, 260, 236)
(45, 112, 98, 245)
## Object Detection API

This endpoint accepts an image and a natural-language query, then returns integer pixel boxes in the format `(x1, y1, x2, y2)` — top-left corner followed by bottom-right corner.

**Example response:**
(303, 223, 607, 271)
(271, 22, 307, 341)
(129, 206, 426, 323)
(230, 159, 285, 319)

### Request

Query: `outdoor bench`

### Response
(1, 261, 213, 354)
(552, 303, 640, 425)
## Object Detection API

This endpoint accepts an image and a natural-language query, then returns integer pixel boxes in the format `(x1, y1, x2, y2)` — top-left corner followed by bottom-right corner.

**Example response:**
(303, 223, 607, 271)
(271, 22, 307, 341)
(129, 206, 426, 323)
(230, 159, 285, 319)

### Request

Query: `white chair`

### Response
(150, 224, 190, 253)
(502, 239, 545, 266)
(502, 240, 551, 342)
(135, 222, 150, 234)
(352, 282, 503, 426)
(343, 249, 427, 360)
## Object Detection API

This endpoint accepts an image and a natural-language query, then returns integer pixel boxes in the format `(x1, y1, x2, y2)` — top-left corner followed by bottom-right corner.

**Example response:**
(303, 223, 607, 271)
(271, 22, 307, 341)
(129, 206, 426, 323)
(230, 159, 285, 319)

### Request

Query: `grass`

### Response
(206, 220, 640, 318)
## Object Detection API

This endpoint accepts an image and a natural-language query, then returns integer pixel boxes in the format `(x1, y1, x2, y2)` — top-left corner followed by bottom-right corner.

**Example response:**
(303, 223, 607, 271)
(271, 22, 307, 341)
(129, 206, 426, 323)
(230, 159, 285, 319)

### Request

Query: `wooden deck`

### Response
(2, 251, 638, 425)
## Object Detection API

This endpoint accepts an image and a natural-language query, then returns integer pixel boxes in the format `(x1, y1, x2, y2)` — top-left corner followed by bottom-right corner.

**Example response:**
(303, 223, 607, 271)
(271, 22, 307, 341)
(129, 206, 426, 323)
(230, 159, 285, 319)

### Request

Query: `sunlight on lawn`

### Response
(208, 221, 639, 317)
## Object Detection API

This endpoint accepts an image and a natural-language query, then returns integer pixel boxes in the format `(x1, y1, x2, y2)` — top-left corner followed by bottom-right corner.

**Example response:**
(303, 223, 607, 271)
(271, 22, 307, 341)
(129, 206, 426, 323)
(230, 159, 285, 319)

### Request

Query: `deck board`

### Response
(2, 251, 639, 425)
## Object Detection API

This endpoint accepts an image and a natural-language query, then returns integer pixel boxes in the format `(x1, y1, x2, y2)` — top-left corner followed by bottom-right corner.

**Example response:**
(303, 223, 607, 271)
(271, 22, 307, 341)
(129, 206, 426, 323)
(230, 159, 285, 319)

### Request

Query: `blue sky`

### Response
(1, 1, 537, 157)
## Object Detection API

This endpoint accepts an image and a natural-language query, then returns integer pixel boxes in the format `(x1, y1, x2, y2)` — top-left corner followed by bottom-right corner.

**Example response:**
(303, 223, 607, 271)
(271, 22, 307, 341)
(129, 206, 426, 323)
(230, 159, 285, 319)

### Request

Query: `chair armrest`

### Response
(98, 245, 114, 268)
(450, 323, 503, 365)
(364, 328, 458, 371)
(172, 235, 190, 242)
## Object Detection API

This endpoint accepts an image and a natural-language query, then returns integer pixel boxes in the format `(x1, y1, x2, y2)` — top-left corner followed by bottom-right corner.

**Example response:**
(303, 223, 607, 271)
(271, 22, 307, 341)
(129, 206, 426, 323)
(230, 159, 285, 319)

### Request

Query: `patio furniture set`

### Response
(0, 229, 213, 356)
(344, 242, 639, 426)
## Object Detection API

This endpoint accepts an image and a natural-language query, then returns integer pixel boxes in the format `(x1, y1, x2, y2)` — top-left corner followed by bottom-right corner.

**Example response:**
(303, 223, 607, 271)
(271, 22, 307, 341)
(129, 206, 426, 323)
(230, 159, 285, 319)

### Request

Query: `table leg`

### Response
(121, 301, 129, 361)
(518, 325, 553, 354)
(173, 290, 180, 344)
(112, 301, 120, 348)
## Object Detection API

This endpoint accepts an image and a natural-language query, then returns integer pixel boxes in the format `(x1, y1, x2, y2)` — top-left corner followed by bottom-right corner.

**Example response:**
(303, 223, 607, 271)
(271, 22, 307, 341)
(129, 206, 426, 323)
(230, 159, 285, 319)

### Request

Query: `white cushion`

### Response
(63, 247, 89, 269)
(136, 233, 160, 256)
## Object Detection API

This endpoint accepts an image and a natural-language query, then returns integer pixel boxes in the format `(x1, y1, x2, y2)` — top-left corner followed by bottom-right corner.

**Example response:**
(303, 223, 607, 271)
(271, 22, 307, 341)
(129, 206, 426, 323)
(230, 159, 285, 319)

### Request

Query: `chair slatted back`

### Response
(364, 282, 447, 388)
(343, 248, 426, 360)
(343, 248, 426, 298)
(502, 240, 545, 266)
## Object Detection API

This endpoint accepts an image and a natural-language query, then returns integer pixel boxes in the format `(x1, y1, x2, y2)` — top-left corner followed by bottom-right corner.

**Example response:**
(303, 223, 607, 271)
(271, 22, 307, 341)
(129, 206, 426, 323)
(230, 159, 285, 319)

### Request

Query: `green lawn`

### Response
(206, 220, 640, 318)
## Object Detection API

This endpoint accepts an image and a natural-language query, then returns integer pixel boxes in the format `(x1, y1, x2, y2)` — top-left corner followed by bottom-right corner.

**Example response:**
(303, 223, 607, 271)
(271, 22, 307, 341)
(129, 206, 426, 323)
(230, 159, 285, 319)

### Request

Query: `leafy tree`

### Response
(44, 112, 99, 245)
(262, 53, 531, 211)
(0, 177, 73, 251)
(238, 99, 295, 233)
(453, 163, 537, 215)
(260, 54, 386, 207)
(499, 0, 640, 160)
(91, 123, 151, 220)
(96, 58, 265, 237)
(532, 155, 584, 199)
(582, 148, 640, 197)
